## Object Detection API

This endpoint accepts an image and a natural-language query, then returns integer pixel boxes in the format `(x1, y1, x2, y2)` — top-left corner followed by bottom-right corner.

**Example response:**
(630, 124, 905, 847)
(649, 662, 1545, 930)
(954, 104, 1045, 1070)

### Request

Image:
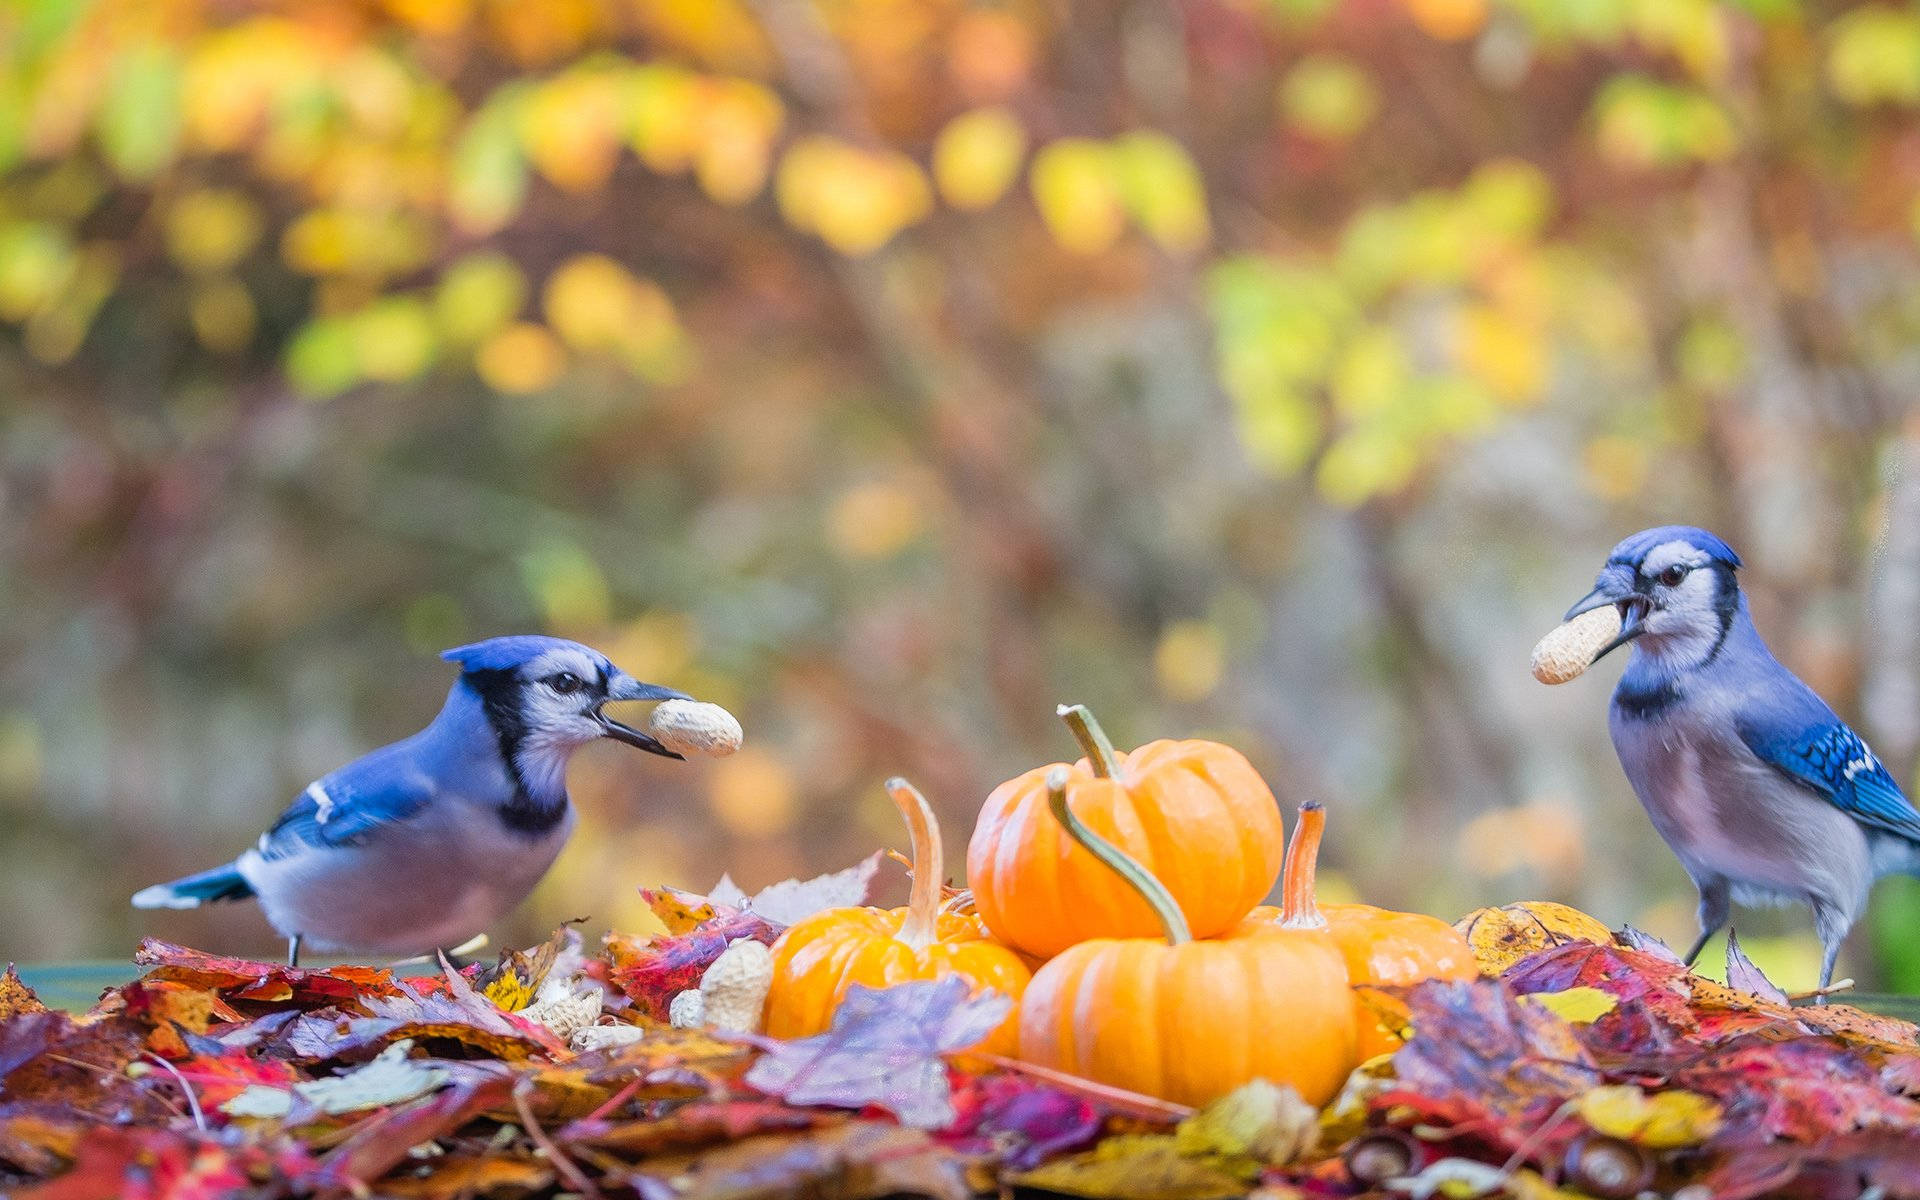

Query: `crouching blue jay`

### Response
(1566, 526, 1920, 990)
(133, 636, 688, 965)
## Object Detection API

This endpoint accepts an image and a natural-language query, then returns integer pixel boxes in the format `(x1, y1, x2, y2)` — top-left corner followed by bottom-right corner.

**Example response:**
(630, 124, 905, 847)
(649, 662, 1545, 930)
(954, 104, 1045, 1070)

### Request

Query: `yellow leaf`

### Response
(483, 972, 533, 1012)
(1577, 1084, 1722, 1149)
(1031, 138, 1125, 255)
(1111, 131, 1210, 254)
(1522, 986, 1617, 1024)
(1454, 901, 1615, 975)
(934, 107, 1027, 211)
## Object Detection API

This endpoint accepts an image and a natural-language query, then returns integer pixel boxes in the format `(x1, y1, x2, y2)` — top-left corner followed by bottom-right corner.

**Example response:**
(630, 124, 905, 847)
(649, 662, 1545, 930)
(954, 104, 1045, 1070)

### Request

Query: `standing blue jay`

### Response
(1566, 526, 1920, 990)
(133, 636, 688, 965)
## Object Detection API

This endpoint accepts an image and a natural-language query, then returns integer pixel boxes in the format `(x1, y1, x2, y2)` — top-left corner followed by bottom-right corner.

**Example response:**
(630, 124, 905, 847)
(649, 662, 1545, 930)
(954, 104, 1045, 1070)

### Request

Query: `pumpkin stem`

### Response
(1279, 800, 1328, 930)
(1056, 704, 1122, 779)
(1043, 765, 1191, 945)
(886, 777, 943, 950)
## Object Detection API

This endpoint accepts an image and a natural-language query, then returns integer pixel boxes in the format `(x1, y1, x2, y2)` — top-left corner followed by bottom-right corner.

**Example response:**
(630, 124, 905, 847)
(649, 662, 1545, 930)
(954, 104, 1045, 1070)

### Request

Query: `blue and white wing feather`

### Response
(255, 746, 437, 860)
(1736, 703, 1920, 844)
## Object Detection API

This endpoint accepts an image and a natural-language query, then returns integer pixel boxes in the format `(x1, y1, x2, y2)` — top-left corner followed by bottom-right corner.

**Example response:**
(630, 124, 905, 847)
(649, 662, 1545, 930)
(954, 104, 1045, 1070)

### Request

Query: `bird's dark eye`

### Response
(547, 671, 584, 695)
(1658, 564, 1689, 587)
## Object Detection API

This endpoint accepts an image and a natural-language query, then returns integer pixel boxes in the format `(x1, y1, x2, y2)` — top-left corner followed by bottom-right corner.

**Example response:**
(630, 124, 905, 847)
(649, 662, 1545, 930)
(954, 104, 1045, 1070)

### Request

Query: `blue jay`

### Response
(1567, 526, 1920, 990)
(133, 636, 688, 965)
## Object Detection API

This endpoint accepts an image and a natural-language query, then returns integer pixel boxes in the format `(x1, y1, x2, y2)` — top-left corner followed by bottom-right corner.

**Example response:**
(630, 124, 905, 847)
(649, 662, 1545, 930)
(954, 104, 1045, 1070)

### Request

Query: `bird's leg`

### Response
(1683, 882, 1730, 967)
(286, 934, 303, 969)
(1811, 899, 1852, 1003)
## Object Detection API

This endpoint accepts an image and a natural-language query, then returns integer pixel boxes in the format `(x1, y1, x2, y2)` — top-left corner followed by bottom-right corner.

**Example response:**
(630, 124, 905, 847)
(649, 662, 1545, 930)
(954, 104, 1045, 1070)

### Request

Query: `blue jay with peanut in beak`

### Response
(1565, 526, 1920, 991)
(133, 636, 688, 965)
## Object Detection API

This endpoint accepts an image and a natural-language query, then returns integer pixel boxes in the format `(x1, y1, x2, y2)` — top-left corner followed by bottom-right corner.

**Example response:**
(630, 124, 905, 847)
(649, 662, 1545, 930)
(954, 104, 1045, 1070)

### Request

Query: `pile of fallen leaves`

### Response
(5, 883, 1920, 1199)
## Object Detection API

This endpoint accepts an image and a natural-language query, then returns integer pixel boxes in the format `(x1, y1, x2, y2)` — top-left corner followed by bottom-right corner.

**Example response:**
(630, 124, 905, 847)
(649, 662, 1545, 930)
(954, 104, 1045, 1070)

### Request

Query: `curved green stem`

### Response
(1043, 766, 1190, 945)
(1056, 704, 1121, 779)
(886, 777, 942, 950)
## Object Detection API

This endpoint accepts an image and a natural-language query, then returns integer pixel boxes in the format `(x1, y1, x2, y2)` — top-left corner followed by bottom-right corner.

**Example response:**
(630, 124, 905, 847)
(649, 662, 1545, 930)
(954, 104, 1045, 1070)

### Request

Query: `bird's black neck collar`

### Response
(460, 671, 571, 835)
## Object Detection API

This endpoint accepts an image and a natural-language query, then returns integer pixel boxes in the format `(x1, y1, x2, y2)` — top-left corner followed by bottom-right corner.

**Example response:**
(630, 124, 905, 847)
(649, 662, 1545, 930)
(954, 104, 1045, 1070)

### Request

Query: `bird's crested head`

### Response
(443, 635, 689, 760)
(1564, 525, 1743, 671)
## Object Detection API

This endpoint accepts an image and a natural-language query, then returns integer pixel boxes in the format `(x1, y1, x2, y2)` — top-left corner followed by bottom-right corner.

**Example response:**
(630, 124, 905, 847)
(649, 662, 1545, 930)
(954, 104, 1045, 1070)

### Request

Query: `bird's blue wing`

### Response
(256, 746, 436, 860)
(1737, 712, 1920, 843)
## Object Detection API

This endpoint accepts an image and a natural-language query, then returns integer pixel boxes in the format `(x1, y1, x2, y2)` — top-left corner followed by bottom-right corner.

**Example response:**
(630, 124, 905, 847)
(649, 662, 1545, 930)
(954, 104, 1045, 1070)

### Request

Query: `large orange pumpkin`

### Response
(968, 705, 1287, 960)
(764, 778, 1030, 1054)
(1239, 801, 1475, 1059)
(1018, 768, 1359, 1107)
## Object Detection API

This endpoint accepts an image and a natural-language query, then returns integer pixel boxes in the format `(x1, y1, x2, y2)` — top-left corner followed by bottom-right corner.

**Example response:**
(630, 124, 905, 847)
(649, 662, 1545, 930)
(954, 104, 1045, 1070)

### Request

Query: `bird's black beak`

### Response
(595, 674, 692, 759)
(1564, 571, 1649, 663)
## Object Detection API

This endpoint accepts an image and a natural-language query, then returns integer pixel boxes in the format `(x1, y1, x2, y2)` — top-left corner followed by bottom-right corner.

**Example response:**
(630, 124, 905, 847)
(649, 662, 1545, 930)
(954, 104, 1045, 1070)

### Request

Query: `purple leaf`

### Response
(743, 976, 1014, 1129)
(1618, 925, 1683, 964)
(1724, 931, 1788, 1005)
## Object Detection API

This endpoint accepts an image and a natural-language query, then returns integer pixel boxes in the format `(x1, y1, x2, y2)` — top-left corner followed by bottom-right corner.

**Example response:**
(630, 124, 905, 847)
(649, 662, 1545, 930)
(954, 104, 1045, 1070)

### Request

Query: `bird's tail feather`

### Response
(131, 864, 253, 910)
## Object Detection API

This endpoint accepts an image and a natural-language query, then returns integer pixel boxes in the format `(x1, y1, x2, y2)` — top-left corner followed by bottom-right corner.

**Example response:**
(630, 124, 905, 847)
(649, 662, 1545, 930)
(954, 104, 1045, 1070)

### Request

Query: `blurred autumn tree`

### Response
(5, 0, 1920, 989)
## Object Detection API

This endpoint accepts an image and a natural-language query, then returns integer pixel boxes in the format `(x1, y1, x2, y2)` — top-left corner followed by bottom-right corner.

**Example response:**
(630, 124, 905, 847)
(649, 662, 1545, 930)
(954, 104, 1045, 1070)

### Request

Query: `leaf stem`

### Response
(1056, 704, 1121, 779)
(1278, 801, 1328, 930)
(887, 777, 942, 950)
(1043, 766, 1190, 945)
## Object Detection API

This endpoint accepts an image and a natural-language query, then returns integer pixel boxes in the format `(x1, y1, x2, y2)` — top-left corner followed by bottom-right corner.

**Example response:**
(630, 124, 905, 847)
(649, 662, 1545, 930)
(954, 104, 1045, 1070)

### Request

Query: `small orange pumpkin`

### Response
(968, 705, 1287, 960)
(764, 778, 1030, 1054)
(1239, 801, 1476, 1059)
(1018, 768, 1359, 1107)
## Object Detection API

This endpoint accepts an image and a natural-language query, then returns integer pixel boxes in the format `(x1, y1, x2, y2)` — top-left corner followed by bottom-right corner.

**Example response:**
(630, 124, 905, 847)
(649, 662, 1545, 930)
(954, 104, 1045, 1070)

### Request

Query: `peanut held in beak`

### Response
(1530, 605, 1625, 685)
(648, 699, 744, 757)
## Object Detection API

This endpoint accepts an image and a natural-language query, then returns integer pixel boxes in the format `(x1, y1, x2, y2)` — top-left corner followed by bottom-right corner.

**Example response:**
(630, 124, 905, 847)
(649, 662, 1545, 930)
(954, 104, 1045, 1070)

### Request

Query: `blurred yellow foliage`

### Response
(1031, 138, 1125, 255)
(543, 254, 685, 376)
(188, 278, 256, 354)
(1278, 56, 1380, 143)
(1110, 132, 1211, 254)
(1154, 621, 1226, 703)
(1826, 7, 1920, 107)
(708, 747, 800, 838)
(165, 189, 264, 274)
(777, 136, 931, 256)
(828, 481, 925, 560)
(477, 321, 567, 394)
(1399, 0, 1488, 41)
(934, 107, 1026, 212)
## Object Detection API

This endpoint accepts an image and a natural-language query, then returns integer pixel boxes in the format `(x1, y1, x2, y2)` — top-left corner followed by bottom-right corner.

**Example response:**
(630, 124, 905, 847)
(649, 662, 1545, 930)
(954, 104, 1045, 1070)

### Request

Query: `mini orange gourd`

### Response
(968, 705, 1287, 960)
(1239, 801, 1476, 1059)
(1018, 768, 1359, 1107)
(763, 778, 1030, 1055)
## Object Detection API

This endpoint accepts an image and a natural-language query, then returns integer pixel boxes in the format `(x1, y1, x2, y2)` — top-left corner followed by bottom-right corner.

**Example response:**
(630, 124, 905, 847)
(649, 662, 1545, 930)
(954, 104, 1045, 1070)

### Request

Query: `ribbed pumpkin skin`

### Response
(764, 908, 1031, 1055)
(967, 740, 1287, 960)
(1241, 902, 1476, 1059)
(1016, 928, 1358, 1107)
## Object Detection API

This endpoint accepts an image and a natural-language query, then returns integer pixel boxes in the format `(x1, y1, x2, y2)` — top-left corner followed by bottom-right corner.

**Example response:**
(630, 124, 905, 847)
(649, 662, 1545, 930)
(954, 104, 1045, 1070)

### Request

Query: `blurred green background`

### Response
(5, 0, 1920, 991)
